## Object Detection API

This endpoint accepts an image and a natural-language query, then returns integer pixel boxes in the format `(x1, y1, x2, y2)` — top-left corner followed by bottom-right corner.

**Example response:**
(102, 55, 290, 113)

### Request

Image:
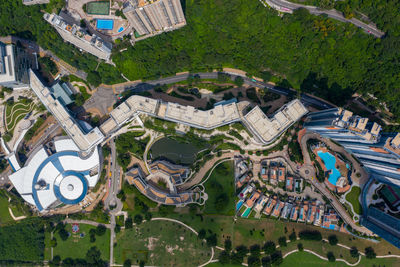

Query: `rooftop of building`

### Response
(8, 138, 100, 212)
(30, 70, 104, 152)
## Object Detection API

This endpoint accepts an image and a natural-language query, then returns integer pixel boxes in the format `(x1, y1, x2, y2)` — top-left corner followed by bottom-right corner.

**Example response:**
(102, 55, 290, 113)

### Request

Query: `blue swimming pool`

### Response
(97, 19, 114, 30)
(118, 26, 124, 33)
(242, 207, 252, 218)
(317, 151, 341, 185)
(236, 200, 244, 211)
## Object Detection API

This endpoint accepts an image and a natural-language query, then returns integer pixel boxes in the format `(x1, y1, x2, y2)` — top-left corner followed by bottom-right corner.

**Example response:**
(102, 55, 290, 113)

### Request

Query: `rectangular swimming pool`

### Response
(96, 19, 114, 30)
(242, 207, 252, 218)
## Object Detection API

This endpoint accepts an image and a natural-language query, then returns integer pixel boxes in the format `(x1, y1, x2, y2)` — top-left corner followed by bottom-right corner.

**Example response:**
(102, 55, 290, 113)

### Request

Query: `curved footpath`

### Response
(262, 0, 384, 37)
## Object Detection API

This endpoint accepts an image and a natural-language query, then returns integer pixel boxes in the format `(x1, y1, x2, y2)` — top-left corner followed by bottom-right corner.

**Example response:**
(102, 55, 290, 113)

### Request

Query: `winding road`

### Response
(263, 0, 384, 38)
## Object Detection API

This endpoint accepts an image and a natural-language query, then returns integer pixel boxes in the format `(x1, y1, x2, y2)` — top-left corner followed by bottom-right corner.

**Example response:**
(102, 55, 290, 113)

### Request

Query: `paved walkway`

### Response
(64, 219, 111, 229)
(178, 152, 235, 190)
(298, 131, 372, 235)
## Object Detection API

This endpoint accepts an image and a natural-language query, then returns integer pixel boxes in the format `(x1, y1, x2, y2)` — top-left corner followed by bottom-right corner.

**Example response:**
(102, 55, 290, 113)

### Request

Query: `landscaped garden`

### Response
(345, 186, 362, 215)
(114, 219, 212, 266)
(203, 161, 235, 215)
(45, 223, 110, 262)
(4, 98, 35, 137)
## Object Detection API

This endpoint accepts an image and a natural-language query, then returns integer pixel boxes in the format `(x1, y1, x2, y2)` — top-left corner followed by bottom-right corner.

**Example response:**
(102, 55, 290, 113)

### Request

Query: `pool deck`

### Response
(313, 147, 350, 193)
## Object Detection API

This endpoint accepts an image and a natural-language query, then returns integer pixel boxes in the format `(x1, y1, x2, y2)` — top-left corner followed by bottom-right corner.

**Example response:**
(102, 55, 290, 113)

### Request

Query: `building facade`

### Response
(22, 0, 49, 5)
(123, 0, 186, 38)
(43, 13, 112, 60)
(305, 108, 400, 248)
(0, 42, 33, 89)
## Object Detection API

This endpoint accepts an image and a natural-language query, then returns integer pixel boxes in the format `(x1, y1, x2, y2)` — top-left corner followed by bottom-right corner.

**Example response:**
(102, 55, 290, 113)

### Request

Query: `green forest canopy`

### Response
(1, 0, 400, 121)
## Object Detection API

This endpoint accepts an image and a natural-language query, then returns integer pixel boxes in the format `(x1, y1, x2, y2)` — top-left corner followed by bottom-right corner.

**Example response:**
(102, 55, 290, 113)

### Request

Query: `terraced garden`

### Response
(4, 100, 35, 134)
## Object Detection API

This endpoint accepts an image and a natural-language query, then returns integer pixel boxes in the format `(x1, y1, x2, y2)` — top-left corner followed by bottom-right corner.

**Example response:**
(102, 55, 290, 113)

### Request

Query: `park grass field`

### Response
(114, 219, 211, 266)
(45, 224, 110, 261)
(280, 251, 400, 267)
(346, 186, 362, 215)
(203, 161, 235, 215)
(0, 190, 13, 225)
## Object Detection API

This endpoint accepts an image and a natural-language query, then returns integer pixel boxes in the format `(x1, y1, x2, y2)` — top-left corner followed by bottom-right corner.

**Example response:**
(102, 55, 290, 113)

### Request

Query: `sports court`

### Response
(86, 1, 110, 15)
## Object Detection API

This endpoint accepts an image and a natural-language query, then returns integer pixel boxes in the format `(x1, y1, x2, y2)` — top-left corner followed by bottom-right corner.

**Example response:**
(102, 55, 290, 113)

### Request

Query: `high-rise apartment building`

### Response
(0, 42, 34, 89)
(44, 13, 112, 61)
(123, 0, 186, 38)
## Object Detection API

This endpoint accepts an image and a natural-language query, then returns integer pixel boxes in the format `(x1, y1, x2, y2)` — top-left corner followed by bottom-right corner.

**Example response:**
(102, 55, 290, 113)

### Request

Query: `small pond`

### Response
(149, 137, 205, 165)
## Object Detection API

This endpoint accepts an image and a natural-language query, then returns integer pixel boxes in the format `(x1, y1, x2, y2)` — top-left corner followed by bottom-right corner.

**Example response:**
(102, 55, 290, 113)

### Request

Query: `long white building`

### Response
(43, 13, 112, 60)
(30, 70, 104, 153)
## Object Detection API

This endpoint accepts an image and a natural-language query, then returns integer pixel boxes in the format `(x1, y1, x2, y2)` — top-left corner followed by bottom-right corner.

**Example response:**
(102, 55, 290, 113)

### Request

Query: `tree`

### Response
(289, 231, 296, 242)
(270, 251, 283, 265)
(297, 243, 304, 251)
(115, 224, 121, 233)
(327, 251, 335, 262)
(250, 244, 261, 257)
(365, 247, 376, 259)
(261, 256, 271, 267)
(50, 237, 57, 247)
(234, 76, 244, 87)
(123, 259, 132, 267)
(263, 241, 276, 255)
(224, 238, 232, 251)
(86, 246, 105, 266)
(51, 255, 61, 266)
(248, 255, 261, 267)
(350, 246, 359, 258)
(278, 236, 287, 247)
(74, 93, 85, 106)
(96, 224, 107, 236)
(58, 228, 69, 241)
(218, 250, 230, 264)
(236, 245, 249, 258)
(144, 212, 152, 221)
(134, 214, 143, 225)
(328, 234, 338, 245)
(206, 234, 217, 247)
(198, 229, 206, 239)
(125, 216, 133, 229)
(299, 230, 322, 241)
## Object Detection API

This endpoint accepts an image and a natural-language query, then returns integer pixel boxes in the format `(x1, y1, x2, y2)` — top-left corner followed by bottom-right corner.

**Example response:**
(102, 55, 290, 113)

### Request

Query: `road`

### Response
(264, 0, 384, 38)
(104, 138, 123, 266)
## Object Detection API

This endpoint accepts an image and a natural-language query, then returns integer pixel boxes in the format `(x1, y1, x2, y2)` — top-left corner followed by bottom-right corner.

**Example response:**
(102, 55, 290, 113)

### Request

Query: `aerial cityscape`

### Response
(0, 0, 400, 266)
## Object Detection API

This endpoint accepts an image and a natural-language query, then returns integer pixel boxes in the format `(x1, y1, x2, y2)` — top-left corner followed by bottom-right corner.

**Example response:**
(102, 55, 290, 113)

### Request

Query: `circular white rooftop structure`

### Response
(59, 175, 85, 200)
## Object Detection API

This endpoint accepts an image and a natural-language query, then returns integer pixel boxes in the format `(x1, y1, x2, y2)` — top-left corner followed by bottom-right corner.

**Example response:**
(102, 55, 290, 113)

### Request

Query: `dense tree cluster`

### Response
(0, 219, 45, 262)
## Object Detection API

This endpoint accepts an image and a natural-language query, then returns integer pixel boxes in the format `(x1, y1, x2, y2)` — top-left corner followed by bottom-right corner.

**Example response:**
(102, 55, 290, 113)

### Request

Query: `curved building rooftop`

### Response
(9, 138, 100, 212)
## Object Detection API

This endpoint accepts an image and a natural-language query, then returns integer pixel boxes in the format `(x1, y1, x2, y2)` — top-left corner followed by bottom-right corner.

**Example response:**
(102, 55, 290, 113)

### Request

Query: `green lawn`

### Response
(115, 219, 211, 267)
(0, 190, 13, 225)
(346, 186, 362, 215)
(203, 161, 235, 215)
(281, 251, 400, 267)
(46, 224, 110, 261)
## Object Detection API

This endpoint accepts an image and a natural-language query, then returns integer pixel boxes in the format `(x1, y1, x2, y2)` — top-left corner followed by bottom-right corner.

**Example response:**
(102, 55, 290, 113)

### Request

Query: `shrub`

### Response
(263, 241, 276, 255)
(297, 243, 304, 251)
(278, 236, 287, 247)
(350, 246, 359, 258)
(289, 231, 296, 242)
(198, 229, 206, 239)
(365, 247, 376, 259)
(134, 214, 143, 225)
(328, 234, 338, 245)
(224, 239, 232, 251)
(299, 230, 322, 241)
(219, 250, 230, 264)
(95, 224, 107, 236)
(248, 255, 261, 267)
(327, 251, 335, 262)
